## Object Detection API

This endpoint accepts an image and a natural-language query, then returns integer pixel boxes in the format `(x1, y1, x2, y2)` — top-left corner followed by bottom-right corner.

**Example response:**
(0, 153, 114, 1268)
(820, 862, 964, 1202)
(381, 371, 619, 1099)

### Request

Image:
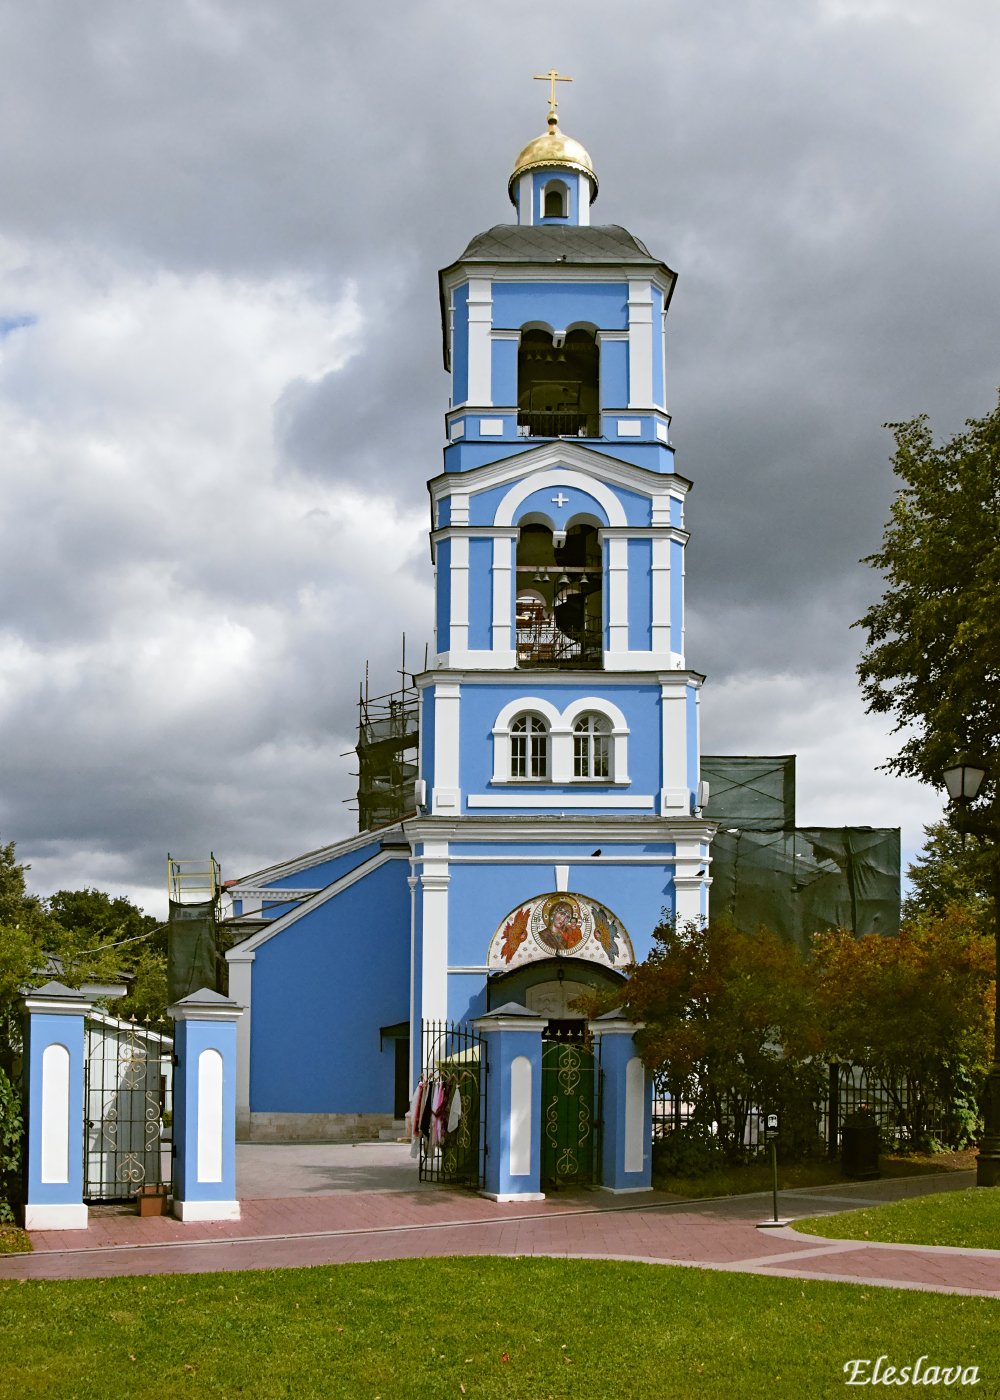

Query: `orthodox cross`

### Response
(533, 69, 572, 122)
(551, 492, 569, 508)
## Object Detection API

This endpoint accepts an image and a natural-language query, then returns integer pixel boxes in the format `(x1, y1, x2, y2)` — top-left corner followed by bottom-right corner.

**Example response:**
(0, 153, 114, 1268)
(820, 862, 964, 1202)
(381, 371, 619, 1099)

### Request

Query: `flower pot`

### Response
(136, 1185, 169, 1217)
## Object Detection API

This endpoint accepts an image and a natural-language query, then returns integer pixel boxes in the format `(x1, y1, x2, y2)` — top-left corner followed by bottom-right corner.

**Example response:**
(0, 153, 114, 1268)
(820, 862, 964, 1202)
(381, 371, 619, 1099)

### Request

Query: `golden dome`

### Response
(508, 115, 599, 205)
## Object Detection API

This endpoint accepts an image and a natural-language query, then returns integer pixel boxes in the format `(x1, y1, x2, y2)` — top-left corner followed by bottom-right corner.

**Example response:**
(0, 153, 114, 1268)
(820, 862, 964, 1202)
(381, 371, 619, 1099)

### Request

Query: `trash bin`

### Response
(841, 1108, 880, 1180)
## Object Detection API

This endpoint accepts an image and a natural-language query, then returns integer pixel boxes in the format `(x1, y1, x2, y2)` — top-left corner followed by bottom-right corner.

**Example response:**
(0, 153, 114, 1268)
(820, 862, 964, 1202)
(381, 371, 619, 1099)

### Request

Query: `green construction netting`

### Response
(701, 756, 900, 945)
(168, 899, 219, 1003)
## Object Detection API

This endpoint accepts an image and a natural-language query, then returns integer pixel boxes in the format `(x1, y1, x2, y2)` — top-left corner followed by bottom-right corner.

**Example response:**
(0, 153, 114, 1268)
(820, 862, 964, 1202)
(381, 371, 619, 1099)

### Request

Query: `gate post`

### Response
(168, 988, 243, 1221)
(23, 982, 93, 1230)
(474, 1003, 546, 1202)
(589, 1011, 652, 1193)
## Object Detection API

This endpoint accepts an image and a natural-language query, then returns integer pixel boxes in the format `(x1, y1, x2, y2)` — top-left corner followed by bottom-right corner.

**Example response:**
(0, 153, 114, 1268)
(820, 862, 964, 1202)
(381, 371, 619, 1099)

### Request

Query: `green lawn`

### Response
(794, 1185, 1000, 1250)
(1, 1258, 996, 1399)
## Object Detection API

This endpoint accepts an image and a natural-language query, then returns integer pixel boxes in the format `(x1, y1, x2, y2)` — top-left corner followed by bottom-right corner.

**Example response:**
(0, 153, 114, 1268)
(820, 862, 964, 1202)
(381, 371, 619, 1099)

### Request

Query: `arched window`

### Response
(510, 713, 549, 780)
(517, 328, 599, 439)
(543, 181, 568, 218)
(573, 713, 611, 779)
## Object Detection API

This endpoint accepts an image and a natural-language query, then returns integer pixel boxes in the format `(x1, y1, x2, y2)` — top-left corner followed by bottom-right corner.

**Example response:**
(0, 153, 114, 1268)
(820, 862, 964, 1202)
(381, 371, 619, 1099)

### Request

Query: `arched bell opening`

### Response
(517, 328, 598, 439)
(515, 521, 603, 668)
(487, 957, 627, 1040)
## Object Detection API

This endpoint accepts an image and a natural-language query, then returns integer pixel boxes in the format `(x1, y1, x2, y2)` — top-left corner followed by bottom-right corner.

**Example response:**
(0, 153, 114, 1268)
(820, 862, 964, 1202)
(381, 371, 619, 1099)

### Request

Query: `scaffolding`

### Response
(356, 672, 419, 832)
(166, 853, 223, 1003)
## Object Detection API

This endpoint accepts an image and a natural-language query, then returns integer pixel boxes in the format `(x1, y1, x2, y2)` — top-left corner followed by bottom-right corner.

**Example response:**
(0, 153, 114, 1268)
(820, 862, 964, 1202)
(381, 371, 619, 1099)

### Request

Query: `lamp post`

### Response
(942, 756, 1000, 1187)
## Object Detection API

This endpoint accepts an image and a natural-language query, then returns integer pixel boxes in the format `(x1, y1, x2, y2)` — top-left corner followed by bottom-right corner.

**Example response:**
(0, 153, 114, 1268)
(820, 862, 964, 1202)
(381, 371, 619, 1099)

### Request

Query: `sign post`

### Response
(756, 1112, 791, 1229)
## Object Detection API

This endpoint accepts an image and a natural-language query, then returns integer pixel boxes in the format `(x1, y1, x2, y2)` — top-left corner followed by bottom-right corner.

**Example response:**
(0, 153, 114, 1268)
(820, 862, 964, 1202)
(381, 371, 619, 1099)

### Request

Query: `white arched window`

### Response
(573, 713, 611, 779)
(510, 712, 549, 780)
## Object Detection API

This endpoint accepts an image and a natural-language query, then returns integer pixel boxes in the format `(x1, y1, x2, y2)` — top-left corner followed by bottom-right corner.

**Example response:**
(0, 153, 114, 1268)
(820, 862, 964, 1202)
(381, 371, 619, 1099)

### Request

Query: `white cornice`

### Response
(415, 668, 705, 689)
(403, 816, 717, 844)
(429, 440, 691, 504)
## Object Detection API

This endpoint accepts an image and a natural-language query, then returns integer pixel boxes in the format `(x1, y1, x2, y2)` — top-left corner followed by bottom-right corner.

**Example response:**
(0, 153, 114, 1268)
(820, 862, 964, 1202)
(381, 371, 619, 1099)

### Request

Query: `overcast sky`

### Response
(2, 0, 997, 917)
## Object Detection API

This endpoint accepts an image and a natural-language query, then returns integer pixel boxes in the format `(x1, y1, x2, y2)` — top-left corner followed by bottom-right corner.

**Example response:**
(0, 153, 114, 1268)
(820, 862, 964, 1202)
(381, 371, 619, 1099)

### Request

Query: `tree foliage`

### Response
(903, 820, 992, 920)
(855, 397, 1000, 808)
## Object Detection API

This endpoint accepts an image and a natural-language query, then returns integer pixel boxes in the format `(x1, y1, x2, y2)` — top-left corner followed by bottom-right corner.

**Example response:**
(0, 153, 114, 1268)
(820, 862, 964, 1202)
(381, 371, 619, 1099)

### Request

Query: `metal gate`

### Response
(541, 1036, 600, 1188)
(83, 1014, 172, 1203)
(417, 1021, 487, 1188)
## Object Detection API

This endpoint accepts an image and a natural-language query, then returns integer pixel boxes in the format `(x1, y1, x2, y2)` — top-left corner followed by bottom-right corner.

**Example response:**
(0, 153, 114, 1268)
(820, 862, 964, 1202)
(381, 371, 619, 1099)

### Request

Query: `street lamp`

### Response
(943, 755, 1000, 1187)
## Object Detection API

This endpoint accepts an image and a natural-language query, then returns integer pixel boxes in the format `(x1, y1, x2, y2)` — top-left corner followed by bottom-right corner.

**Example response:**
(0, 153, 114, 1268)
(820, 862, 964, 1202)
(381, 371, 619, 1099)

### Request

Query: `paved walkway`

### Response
(3, 1157, 996, 1298)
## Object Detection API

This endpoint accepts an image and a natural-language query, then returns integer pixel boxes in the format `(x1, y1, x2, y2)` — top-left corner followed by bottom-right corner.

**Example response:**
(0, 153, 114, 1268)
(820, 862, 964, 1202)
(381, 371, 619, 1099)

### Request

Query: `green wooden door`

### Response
(541, 1039, 598, 1188)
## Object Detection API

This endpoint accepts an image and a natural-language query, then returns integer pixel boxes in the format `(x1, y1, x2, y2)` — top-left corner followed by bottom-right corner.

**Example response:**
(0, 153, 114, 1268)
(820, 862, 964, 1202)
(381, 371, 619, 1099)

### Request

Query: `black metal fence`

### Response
(83, 1015, 173, 1203)
(417, 1021, 487, 1188)
(652, 1061, 981, 1163)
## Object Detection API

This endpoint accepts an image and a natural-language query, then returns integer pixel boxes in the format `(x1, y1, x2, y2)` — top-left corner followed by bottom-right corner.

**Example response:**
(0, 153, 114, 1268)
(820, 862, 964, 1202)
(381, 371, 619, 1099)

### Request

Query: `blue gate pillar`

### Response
(590, 1011, 653, 1193)
(474, 1003, 546, 1202)
(168, 988, 243, 1222)
(23, 982, 93, 1230)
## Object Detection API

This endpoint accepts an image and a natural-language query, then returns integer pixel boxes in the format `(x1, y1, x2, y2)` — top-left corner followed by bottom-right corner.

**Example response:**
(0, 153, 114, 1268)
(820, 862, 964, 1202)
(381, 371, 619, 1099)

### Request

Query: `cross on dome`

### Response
(533, 68, 572, 126)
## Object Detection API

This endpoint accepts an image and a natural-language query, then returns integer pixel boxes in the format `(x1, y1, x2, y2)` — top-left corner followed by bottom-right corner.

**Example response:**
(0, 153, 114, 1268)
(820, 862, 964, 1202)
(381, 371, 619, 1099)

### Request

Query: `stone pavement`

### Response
(3, 1158, 997, 1297)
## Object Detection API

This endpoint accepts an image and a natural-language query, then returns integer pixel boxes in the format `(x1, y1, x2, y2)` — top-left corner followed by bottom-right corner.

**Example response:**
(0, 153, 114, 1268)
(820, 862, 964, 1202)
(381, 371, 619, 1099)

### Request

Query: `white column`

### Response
(467, 278, 493, 404)
(674, 837, 710, 923)
(627, 279, 654, 409)
(432, 682, 461, 814)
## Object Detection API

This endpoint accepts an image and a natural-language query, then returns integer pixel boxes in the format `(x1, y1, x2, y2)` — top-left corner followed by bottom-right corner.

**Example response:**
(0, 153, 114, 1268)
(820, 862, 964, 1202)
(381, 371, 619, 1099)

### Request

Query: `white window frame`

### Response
(491, 696, 630, 786)
(510, 712, 550, 781)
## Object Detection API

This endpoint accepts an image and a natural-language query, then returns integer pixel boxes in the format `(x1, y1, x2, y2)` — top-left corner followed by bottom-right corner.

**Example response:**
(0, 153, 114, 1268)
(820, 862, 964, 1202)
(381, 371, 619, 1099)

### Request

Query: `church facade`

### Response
(225, 101, 719, 1142)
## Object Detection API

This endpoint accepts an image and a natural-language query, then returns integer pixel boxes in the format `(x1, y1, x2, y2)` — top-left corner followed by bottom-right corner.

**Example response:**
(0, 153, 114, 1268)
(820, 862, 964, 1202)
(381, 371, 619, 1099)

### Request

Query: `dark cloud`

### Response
(1, 0, 994, 908)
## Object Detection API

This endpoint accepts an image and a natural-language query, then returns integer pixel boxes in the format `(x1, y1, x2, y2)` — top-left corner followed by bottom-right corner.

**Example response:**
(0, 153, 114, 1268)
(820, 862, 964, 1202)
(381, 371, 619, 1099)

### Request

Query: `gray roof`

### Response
(452, 223, 668, 268)
(438, 225, 676, 368)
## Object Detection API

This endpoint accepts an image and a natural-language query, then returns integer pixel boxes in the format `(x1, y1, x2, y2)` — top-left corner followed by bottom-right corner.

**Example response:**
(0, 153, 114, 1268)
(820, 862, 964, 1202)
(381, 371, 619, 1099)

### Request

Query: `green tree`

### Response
(903, 820, 992, 920)
(618, 918, 826, 1161)
(855, 397, 1000, 810)
(813, 911, 994, 1148)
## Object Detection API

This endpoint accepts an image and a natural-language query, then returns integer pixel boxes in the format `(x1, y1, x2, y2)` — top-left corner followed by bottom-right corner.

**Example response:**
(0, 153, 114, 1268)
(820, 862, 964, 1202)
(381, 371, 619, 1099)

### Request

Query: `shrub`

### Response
(0, 1067, 23, 1222)
(653, 1122, 726, 1178)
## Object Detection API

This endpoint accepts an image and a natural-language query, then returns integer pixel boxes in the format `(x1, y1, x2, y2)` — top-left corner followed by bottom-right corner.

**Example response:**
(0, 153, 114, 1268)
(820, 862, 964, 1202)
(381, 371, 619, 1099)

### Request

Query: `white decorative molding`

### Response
(627, 278, 654, 409)
(432, 682, 462, 815)
(420, 840, 451, 1023)
(469, 793, 655, 809)
(555, 864, 569, 892)
(494, 468, 627, 530)
(616, 420, 642, 437)
(231, 888, 315, 905)
(651, 536, 671, 657)
(656, 422, 669, 442)
(491, 533, 513, 652)
(491, 695, 630, 785)
(606, 535, 629, 656)
(479, 418, 504, 435)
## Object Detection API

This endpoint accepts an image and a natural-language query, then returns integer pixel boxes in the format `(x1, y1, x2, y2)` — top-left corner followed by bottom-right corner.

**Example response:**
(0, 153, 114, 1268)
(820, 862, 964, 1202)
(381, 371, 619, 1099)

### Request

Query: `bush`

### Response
(0, 1067, 23, 1223)
(652, 1122, 726, 1178)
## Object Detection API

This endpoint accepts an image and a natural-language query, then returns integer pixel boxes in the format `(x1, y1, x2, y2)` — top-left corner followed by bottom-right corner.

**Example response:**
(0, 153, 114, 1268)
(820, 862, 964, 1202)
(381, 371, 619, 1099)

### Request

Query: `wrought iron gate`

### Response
(417, 1021, 487, 1188)
(541, 1037, 600, 1188)
(83, 1014, 172, 1203)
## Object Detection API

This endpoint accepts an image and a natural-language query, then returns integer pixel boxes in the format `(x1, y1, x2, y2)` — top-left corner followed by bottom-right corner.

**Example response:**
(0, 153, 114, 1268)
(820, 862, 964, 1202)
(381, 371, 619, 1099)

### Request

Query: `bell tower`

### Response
(408, 83, 714, 1031)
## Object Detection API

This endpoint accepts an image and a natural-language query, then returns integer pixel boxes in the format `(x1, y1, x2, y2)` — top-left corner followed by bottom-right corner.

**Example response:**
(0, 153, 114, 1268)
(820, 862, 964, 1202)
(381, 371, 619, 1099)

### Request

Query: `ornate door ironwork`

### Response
(541, 1038, 598, 1188)
(418, 1021, 487, 1189)
(83, 1016, 171, 1203)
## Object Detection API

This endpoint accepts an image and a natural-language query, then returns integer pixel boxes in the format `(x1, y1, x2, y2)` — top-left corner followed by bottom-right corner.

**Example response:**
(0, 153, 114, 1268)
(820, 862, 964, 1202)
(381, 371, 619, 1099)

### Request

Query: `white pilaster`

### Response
(606, 535, 629, 657)
(227, 956, 253, 1135)
(420, 840, 450, 1023)
(491, 533, 514, 653)
(651, 535, 671, 657)
(660, 685, 689, 815)
(627, 279, 654, 409)
(467, 278, 493, 405)
(432, 682, 462, 814)
(674, 837, 710, 923)
(449, 534, 470, 656)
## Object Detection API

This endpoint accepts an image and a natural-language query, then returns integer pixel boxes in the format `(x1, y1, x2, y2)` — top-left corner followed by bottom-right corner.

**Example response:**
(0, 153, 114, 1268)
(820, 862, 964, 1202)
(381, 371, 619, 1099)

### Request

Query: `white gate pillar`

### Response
(23, 982, 93, 1230)
(590, 1011, 653, 1193)
(168, 988, 243, 1222)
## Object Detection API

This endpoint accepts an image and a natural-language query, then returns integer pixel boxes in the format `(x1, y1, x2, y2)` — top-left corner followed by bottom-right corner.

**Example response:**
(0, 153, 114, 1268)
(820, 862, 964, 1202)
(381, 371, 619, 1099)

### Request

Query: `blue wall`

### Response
(492, 282, 627, 332)
(250, 859, 411, 1113)
(469, 537, 493, 650)
(628, 538, 652, 650)
(452, 284, 469, 404)
(436, 537, 451, 652)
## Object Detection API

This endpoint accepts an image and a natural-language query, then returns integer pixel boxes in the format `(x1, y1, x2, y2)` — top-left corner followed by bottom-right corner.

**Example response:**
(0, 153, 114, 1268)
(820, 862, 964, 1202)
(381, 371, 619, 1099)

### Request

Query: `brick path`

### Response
(3, 1171, 997, 1296)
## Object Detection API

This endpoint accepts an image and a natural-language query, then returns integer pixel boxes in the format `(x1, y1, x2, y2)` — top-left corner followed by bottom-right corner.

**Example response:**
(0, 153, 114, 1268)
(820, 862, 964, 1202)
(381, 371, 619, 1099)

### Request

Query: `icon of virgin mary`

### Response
(535, 894, 584, 953)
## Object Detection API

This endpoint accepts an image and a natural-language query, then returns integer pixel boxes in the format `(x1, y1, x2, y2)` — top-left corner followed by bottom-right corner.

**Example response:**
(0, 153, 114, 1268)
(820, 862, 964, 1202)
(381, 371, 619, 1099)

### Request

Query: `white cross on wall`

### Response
(551, 492, 569, 508)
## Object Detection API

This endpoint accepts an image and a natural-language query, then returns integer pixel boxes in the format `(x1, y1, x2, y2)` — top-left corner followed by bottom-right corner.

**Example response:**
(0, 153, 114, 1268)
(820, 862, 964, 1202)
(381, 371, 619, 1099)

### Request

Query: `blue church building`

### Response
(223, 94, 895, 1150)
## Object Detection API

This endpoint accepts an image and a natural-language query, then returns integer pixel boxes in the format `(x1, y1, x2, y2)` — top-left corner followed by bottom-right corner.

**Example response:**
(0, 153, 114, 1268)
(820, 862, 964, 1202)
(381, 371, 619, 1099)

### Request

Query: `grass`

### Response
(793, 1185, 1000, 1250)
(1, 1258, 997, 1399)
(0, 1222, 30, 1254)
